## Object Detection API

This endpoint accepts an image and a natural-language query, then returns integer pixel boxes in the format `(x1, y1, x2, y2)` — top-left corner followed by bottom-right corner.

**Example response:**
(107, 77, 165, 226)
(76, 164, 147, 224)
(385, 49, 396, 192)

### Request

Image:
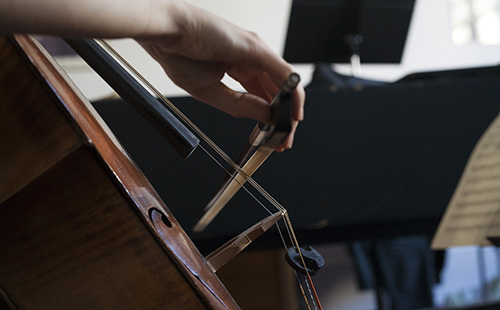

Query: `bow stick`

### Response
(192, 73, 300, 232)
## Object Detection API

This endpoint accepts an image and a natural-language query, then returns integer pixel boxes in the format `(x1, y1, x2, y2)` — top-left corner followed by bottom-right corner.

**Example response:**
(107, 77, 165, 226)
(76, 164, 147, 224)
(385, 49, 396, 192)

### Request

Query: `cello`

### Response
(0, 35, 322, 309)
(0, 34, 238, 309)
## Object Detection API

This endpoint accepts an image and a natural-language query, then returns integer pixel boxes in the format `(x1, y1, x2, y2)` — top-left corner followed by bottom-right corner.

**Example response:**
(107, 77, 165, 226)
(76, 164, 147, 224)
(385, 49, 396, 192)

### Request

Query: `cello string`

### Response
(98, 39, 322, 310)
(202, 145, 321, 310)
(295, 273, 313, 310)
(97, 39, 322, 310)
(199, 143, 323, 309)
(198, 143, 298, 262)
(96, 40, 289, 222)
(198, 144, 275, 217)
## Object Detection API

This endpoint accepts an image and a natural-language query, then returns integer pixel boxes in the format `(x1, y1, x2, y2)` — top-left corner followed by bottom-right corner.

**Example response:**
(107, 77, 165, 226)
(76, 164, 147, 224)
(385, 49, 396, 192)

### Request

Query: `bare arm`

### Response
(0, 0, 180, 38)
(0, 0, 304, 151)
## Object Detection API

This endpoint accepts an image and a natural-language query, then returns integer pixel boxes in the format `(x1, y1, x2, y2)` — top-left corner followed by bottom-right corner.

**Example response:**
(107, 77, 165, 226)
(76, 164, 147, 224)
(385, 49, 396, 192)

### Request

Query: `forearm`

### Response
(0, 0, 184, 40)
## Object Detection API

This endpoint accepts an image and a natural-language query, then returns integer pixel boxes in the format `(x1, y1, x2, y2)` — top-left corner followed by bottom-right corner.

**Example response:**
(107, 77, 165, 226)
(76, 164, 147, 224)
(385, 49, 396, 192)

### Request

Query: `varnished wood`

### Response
(218, 249, 299, 310)
(0, 35, 239, 309)
(0, 37, 81, 204)
(206, 211, 283, 273)
(0, 147, 207, 309)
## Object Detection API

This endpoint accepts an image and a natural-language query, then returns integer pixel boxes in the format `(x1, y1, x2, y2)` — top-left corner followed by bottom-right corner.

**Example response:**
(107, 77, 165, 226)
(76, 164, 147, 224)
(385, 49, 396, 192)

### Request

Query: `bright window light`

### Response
(449, 0, 500, 45)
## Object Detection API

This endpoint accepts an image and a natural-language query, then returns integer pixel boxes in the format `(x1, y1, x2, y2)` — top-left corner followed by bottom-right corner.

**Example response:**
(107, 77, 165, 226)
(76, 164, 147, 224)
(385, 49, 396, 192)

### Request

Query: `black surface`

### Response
(283, 0, 415, 63)
(93, 66, 500, 254)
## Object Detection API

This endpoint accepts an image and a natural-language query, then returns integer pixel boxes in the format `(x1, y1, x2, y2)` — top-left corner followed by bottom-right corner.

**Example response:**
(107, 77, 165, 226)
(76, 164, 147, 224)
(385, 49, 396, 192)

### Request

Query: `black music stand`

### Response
(283, 0, 415, 64)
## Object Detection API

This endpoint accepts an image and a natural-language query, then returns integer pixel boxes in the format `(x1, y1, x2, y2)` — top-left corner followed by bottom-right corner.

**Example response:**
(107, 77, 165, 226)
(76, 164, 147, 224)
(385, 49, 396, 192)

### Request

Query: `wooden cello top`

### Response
(0, 35, 239, 309)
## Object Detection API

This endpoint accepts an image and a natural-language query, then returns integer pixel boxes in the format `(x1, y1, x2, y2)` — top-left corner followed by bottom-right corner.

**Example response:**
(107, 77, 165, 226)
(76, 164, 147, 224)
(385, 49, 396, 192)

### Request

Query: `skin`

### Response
(0, 0, 305, 151)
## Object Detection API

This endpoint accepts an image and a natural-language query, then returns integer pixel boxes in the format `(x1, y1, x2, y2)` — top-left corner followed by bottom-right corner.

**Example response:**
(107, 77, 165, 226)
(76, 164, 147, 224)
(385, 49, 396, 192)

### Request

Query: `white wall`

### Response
(183, 0, 292, 54)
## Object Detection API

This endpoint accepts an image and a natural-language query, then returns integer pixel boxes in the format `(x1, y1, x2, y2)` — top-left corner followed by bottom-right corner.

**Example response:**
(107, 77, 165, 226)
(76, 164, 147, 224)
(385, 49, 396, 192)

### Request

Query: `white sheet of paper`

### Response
(432, 113, 500, 249)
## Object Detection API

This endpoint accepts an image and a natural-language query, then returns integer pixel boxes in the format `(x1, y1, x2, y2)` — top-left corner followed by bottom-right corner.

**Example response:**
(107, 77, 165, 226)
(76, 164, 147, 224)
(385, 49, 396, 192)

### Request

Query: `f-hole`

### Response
(149, 207, 172, 228)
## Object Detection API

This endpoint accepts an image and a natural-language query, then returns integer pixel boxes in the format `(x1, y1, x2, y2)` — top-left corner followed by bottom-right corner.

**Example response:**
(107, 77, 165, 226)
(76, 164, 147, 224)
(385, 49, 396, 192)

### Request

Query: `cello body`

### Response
(0, 35, 239, 309)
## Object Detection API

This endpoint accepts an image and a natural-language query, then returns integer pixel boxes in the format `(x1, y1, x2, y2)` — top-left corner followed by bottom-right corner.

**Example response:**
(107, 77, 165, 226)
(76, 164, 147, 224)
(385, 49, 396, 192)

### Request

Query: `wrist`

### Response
(136, 0, 188, 43)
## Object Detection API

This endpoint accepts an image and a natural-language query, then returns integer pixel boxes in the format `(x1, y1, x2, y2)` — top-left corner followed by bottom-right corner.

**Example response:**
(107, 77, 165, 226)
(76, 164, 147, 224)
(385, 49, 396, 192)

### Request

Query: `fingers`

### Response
(192, 82, 272, 124)
(276, 120, 298, 153)
(236, 33, 306, 126)
(141, 24, 305, 151)
(237, 72, 277, 103)
(197, 82, 301, 152)
(230, 67, 305, 123)
(227, 66, 305, 151)
(293, 82, 306, 122)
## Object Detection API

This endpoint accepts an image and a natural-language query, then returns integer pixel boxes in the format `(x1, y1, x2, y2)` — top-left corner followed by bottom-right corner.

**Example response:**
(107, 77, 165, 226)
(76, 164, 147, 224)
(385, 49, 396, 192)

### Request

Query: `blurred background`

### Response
(40, 0, 500, 309)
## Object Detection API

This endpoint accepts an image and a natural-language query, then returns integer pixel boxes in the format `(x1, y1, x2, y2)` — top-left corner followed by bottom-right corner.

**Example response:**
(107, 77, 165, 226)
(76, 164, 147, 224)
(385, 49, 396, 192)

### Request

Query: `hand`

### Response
(0, 0, 304, 151)
(138, 2, 305, 151)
